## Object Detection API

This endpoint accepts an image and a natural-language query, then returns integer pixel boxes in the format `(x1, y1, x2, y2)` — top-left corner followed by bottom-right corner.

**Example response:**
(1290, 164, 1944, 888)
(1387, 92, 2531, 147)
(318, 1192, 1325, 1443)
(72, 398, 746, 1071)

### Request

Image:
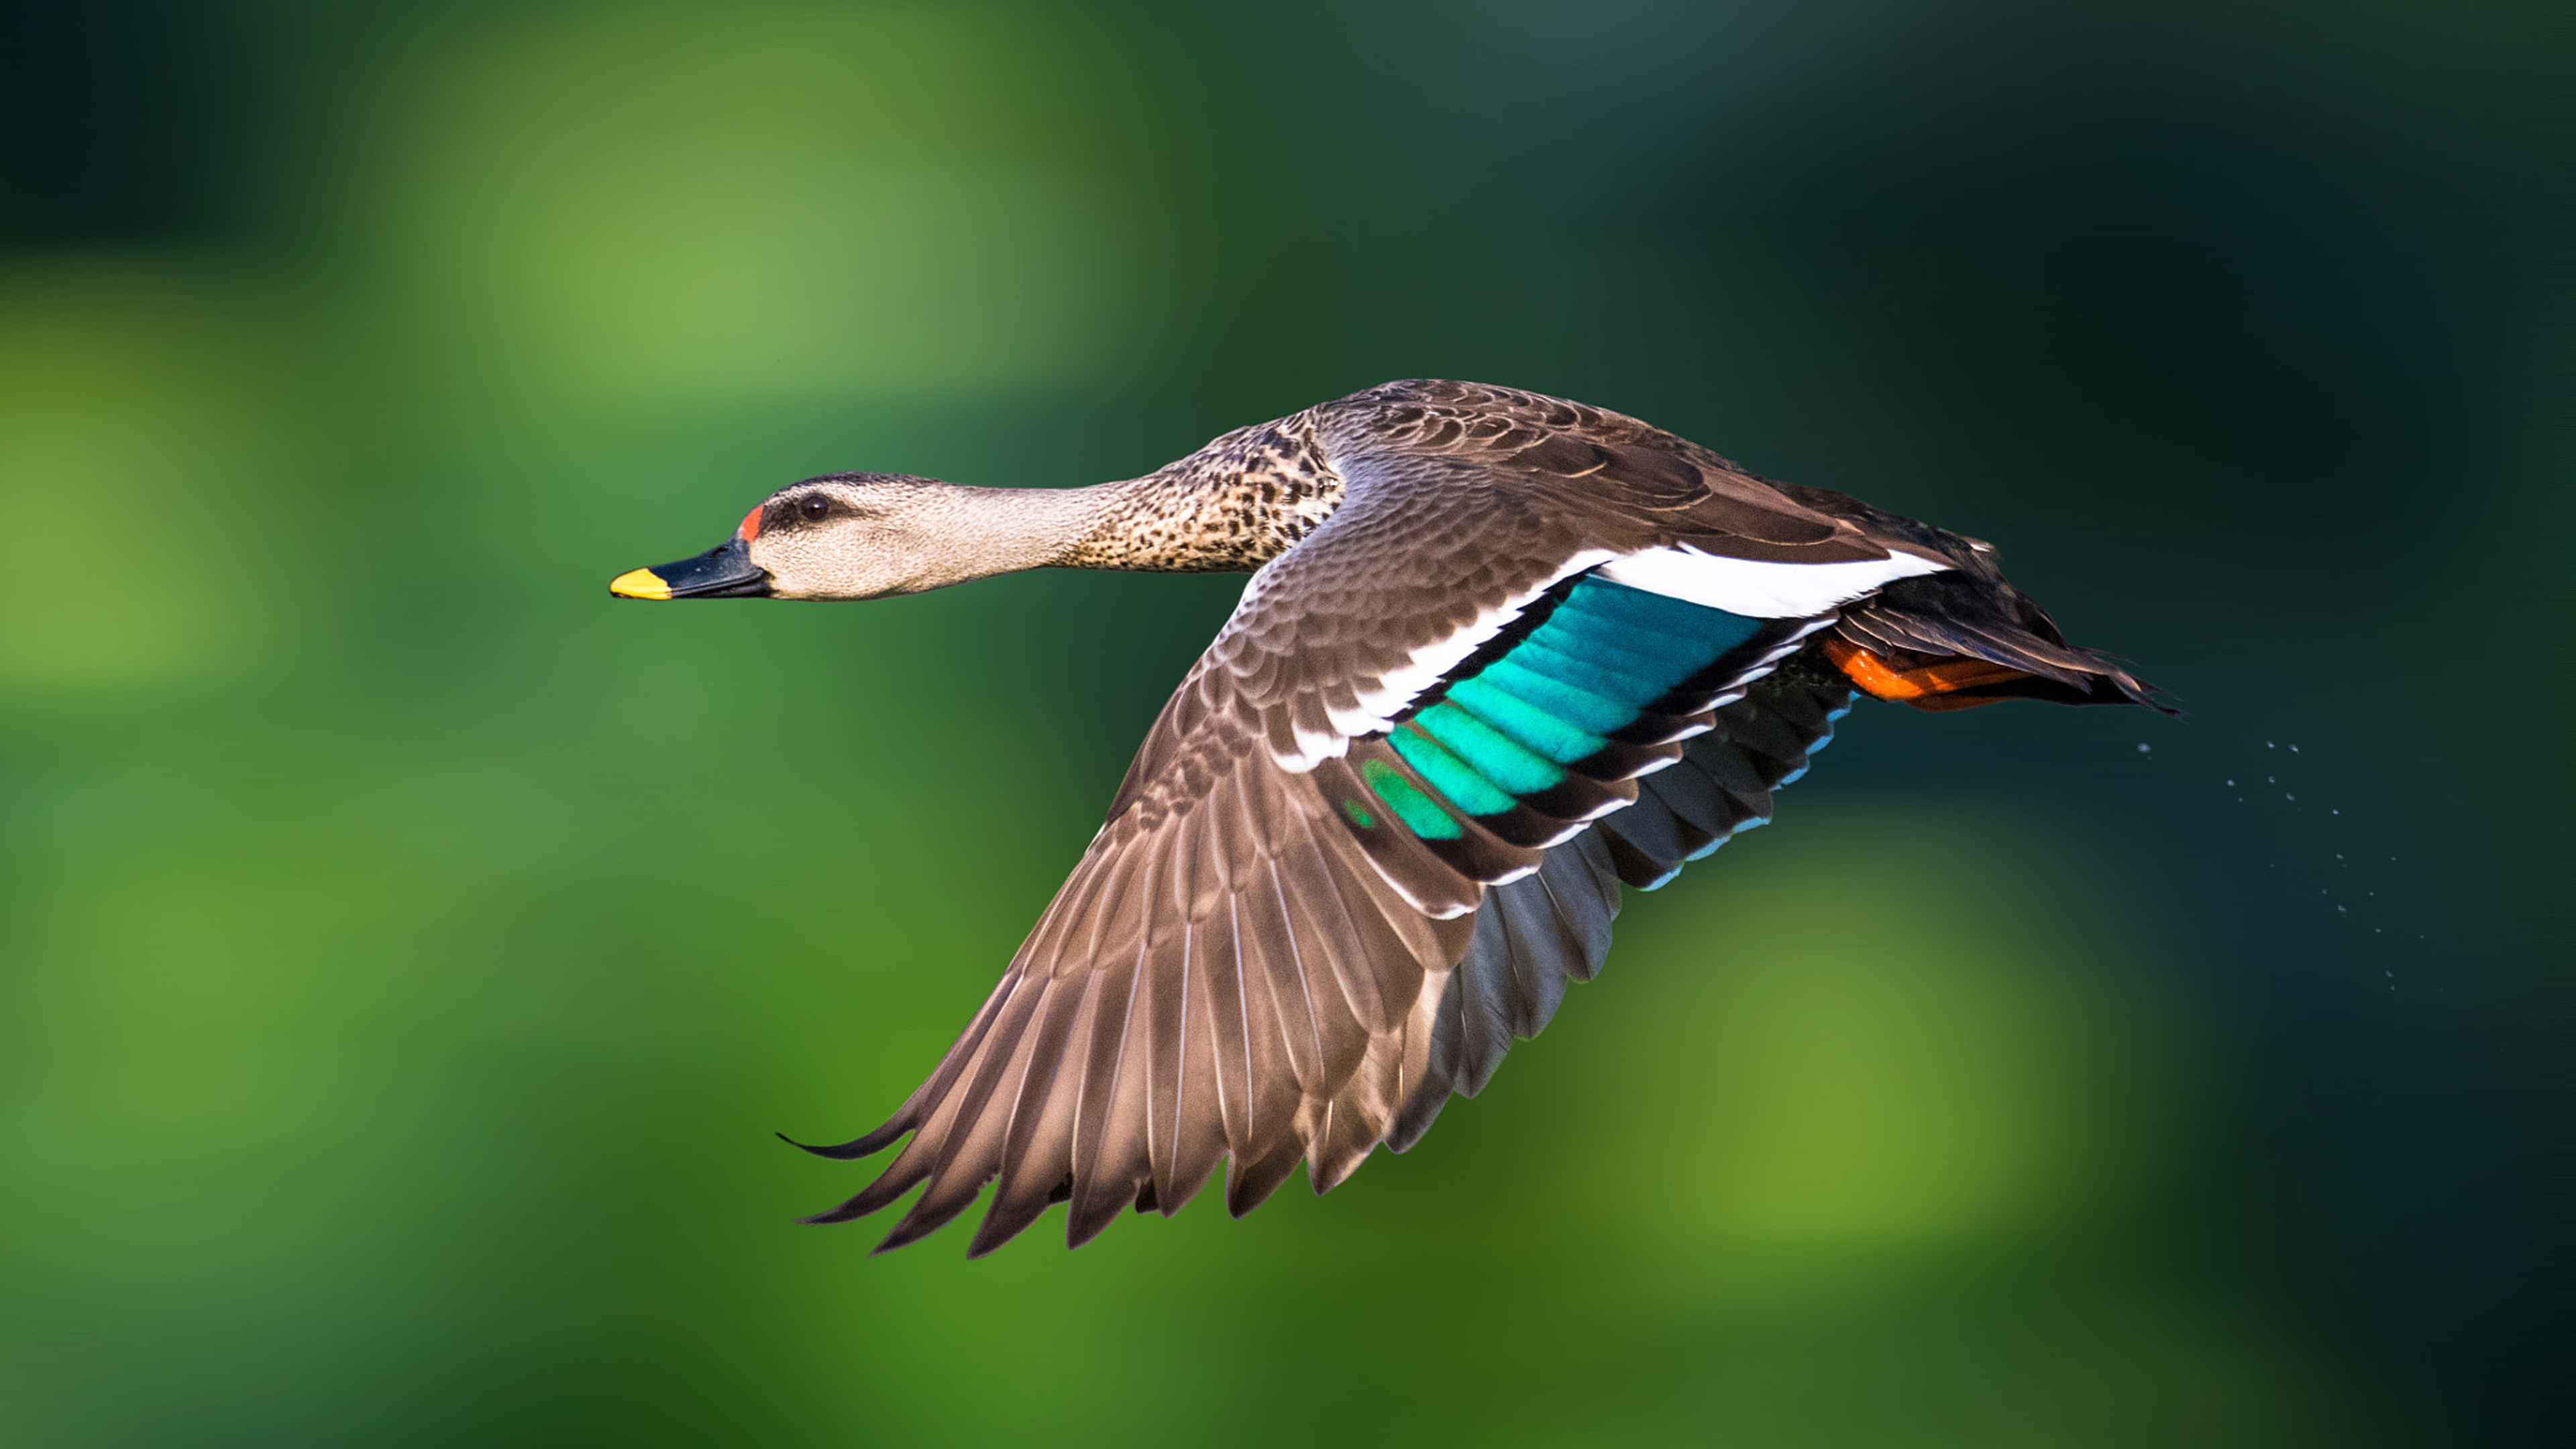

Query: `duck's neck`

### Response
(899, 476, 1230, 591)
(920, 481, 1132, 579)
(1045, 474, 1267, 575)
(1050, 414, 1346, 574)
(920, 413, 1343, 586)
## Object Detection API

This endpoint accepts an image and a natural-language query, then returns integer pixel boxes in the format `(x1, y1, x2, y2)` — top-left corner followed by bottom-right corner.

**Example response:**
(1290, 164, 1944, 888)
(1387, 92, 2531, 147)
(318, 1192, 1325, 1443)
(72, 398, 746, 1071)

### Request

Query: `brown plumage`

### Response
(610, 379, 2170, 1255)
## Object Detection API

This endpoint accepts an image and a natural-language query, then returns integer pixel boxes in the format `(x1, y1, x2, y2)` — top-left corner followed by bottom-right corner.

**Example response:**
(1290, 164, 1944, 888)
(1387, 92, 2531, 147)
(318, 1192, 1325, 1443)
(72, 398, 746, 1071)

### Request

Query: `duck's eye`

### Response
(797, 494, 833, 523)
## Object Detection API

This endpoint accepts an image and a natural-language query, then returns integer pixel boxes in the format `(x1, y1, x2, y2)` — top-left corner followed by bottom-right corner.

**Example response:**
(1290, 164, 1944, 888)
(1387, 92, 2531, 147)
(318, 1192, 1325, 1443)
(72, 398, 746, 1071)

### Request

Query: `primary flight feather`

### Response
(610, 380, 2167, 1256)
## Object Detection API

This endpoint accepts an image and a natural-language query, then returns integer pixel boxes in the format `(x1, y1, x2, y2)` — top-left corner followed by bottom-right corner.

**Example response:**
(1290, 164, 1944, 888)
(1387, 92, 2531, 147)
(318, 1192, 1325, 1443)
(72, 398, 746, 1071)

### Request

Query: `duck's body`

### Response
(612, 380, 2166, 1256)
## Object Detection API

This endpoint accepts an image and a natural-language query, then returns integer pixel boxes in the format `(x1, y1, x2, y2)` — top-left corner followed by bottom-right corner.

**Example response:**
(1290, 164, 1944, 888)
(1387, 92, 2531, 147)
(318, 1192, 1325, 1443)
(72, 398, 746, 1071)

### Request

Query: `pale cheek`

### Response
(747, 540, 829, 598)
(754, 523, 922, 600)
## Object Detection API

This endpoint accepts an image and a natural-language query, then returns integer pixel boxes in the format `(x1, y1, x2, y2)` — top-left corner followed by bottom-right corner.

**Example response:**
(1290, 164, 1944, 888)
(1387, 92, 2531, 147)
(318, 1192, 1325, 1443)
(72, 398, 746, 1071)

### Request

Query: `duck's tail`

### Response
(1827, 566, 2176, 715)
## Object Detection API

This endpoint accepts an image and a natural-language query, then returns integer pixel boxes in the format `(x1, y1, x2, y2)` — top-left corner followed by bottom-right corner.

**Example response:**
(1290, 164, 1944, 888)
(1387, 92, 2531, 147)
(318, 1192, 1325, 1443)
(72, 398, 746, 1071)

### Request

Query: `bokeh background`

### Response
(1, 1, 2564, 1444)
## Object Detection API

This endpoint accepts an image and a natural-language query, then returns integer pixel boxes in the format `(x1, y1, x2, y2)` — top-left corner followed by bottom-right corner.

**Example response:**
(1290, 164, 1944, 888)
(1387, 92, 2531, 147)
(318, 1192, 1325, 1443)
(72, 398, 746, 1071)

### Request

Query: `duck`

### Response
(610, 379, 2169, 1256)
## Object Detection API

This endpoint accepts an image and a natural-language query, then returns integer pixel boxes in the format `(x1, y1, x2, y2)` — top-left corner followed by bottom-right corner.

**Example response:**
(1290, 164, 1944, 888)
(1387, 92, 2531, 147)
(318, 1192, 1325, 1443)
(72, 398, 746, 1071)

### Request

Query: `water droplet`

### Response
(2267, 741, 2276, 749)
(2267, 775, 2276, 783)
(2137, 743, 2151, 753)
(2225, 779, 2235, 786)
(2289, 743, 2300, 753)
(2337, 905, 2347, 913)
(2286, 793, 2296, 802)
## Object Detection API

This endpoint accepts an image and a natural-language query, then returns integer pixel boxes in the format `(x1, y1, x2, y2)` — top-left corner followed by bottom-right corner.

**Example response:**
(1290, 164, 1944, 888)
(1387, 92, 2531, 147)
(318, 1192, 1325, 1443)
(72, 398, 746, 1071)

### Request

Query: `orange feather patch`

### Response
(1821, 636, 2029, 712)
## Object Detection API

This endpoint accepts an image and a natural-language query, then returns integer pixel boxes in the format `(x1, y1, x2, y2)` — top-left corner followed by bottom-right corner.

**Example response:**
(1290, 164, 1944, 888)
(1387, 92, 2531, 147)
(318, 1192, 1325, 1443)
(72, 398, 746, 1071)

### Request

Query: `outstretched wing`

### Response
(792, 383, 1952, 1254)
(1391, 651, 1863, 1149)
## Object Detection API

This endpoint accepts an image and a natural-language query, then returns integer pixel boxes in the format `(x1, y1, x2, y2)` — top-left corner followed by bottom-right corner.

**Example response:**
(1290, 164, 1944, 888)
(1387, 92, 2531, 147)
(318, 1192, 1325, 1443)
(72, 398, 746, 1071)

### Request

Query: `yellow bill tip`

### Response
(609, 568, 672, 600)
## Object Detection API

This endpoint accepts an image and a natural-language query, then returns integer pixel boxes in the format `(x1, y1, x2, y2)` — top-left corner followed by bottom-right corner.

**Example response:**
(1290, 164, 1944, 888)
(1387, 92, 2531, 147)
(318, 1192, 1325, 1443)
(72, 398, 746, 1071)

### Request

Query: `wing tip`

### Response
(776, 1116, 914, 1161)
(1224, 1146, 1303, 1219)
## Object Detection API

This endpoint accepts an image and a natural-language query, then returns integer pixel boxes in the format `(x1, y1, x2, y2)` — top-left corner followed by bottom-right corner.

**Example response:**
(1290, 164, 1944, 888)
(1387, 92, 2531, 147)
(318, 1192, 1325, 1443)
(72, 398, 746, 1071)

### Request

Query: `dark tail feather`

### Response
(1832, 570, 2177, 714)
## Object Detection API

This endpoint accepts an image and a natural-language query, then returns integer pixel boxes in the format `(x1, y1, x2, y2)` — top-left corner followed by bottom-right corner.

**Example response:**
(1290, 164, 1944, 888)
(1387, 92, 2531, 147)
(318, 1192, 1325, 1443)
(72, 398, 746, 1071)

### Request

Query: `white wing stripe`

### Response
(1599, 545, 1947, 617)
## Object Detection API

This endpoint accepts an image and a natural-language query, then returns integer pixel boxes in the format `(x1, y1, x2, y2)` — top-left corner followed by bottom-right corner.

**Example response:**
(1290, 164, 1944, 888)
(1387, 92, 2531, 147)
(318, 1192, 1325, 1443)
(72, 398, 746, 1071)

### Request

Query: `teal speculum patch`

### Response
(1389, 727, 1520, 815)
(1358, 757, 1461, 839)
(1377, 576, 1766, 827)
(1411, 702, 1566, 794)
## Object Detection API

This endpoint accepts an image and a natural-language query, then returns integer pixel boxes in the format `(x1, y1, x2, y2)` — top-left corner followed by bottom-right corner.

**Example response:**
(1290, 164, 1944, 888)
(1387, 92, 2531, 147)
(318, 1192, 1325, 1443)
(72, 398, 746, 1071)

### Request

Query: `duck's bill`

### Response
(609, 537, 770, 599)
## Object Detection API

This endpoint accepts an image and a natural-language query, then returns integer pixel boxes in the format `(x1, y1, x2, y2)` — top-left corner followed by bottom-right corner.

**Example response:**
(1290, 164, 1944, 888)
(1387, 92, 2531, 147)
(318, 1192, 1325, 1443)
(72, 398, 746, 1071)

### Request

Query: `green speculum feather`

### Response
(1444, 678, 1609, 765)
(1389, 729, 1519, 816)
(1413, 703, 1567, 796)
(1358, 757, 1460, 839)
(1361, 578, 1771, 832)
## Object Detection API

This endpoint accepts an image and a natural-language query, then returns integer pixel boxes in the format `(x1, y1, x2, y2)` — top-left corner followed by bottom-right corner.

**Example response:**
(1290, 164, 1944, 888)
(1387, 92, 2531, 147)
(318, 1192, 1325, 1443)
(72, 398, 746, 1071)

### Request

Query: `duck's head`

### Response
(609, 473, 977, 602)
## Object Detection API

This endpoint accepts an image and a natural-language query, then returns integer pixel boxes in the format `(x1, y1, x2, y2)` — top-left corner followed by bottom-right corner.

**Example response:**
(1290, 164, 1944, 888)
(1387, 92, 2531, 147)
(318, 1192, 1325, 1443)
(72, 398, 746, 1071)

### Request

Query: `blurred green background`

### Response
(1, 1, 2563, 1444)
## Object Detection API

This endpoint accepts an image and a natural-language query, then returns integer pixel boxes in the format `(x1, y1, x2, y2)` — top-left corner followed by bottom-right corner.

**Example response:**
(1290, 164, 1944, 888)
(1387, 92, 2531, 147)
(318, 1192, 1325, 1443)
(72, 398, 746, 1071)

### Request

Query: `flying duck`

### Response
(610, 380, 2167, 1256)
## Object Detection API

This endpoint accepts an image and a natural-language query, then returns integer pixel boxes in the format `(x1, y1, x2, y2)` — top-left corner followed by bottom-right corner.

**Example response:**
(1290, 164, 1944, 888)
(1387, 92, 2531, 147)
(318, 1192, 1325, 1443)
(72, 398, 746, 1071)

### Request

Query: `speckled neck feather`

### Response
(1053, 409, 1343, 572)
